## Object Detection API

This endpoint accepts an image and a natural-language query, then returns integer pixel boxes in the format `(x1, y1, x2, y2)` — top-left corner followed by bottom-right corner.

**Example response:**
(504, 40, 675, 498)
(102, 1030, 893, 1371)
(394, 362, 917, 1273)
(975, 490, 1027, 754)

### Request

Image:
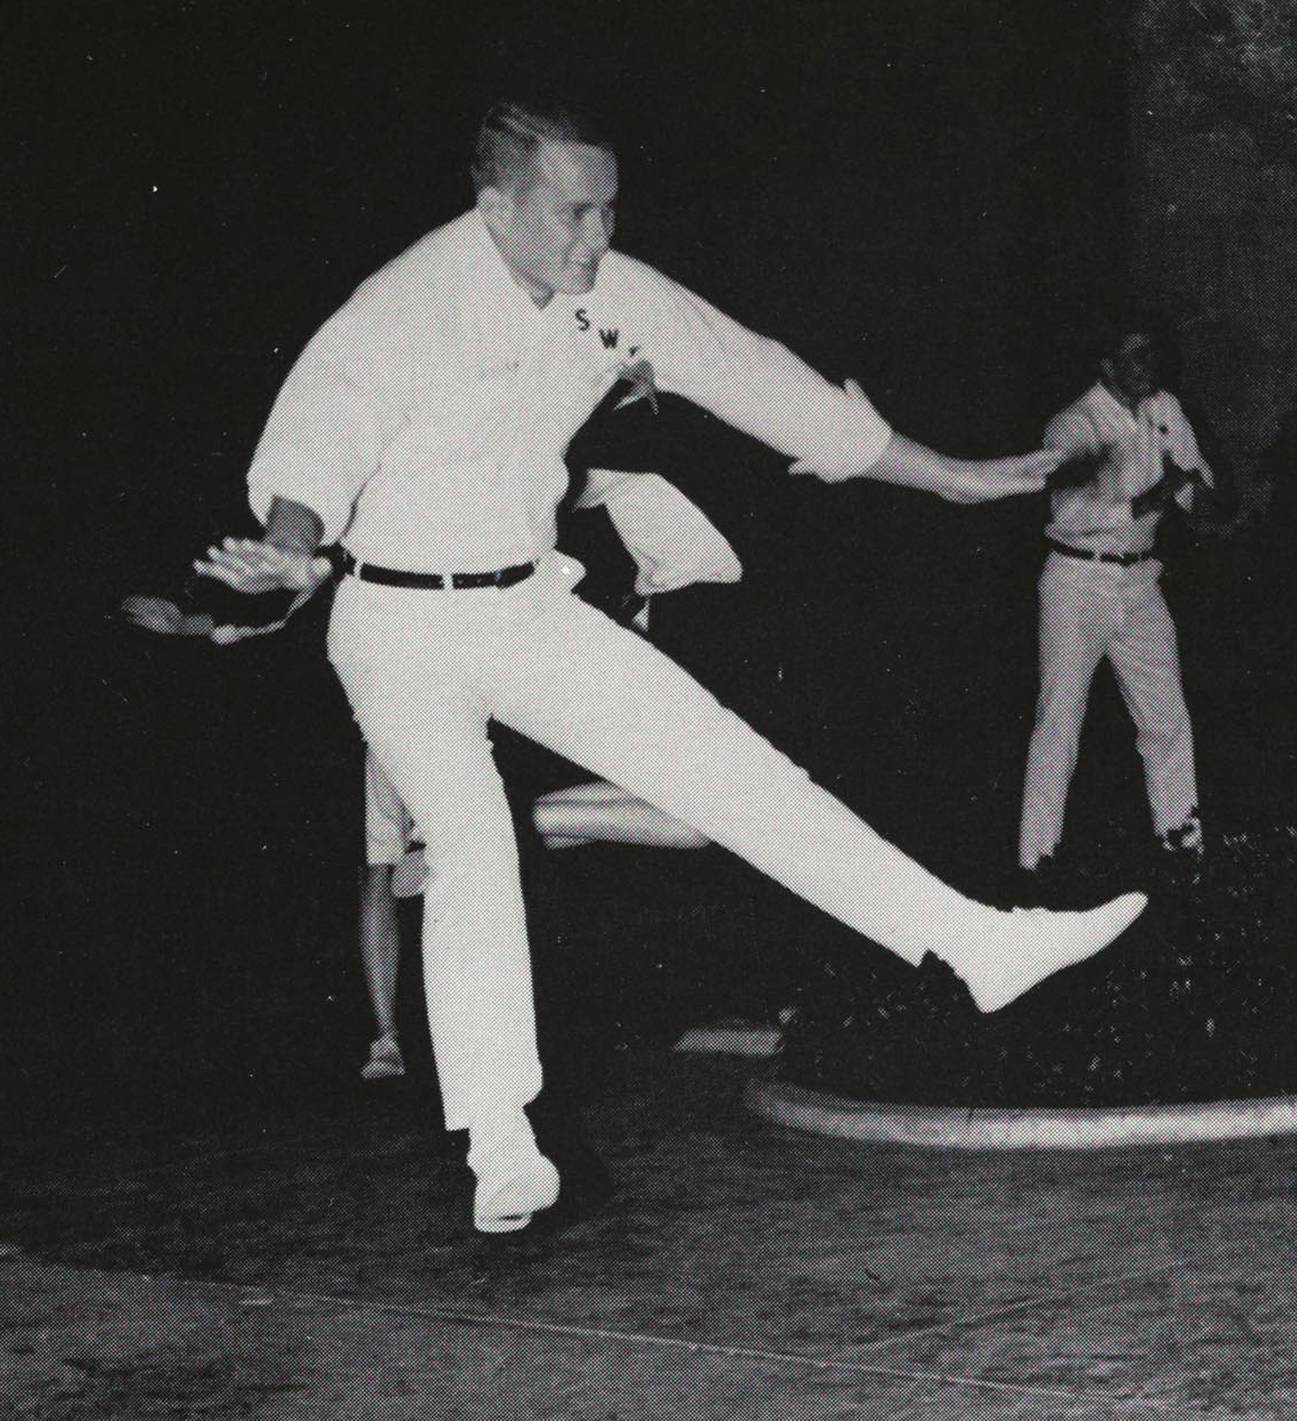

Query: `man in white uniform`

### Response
(1019, 326, 1216, 871)
(197, 98, 1145, 1233)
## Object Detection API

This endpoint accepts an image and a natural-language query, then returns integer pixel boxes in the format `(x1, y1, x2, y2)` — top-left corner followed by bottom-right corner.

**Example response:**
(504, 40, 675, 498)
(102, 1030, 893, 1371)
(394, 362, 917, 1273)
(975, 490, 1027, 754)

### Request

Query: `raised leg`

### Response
(491, 592, 1146, 1012)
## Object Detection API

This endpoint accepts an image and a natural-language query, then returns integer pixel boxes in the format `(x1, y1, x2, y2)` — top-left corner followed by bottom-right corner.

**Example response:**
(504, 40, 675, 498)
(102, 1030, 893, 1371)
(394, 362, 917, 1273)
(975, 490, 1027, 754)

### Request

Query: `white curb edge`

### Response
(745, 1078, 1297, 1152)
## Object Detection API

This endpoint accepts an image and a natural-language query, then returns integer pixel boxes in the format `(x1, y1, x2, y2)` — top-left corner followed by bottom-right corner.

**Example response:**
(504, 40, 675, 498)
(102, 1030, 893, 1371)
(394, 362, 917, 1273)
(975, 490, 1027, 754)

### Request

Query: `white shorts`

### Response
(365, 747, 419, 866)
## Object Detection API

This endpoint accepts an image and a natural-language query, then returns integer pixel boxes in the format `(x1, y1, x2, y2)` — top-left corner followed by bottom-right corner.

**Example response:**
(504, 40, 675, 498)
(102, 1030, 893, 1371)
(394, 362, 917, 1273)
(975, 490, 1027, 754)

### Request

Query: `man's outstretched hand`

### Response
(792, 437, 1059, 501)
(193, 538, 333, 595)
(789, 379, 1059, 501)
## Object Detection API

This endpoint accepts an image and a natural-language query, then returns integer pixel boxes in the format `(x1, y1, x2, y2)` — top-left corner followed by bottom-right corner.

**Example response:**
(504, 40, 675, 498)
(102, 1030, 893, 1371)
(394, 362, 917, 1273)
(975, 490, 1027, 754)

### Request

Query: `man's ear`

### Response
(1099, 356, 1116, 387)
(477, 185, 512, 235)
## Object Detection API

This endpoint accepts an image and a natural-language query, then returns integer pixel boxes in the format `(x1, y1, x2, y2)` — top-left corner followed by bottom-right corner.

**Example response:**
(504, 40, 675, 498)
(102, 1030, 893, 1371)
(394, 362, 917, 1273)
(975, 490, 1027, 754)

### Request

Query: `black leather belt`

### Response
(339, 551, 536, 590)
(1046, 539, 1156, 567)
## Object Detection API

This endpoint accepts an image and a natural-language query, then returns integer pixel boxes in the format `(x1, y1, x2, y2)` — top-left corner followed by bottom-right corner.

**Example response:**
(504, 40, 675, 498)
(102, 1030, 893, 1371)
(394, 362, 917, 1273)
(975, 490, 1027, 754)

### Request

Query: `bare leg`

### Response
(540, 779, 632, 804)
(359, 864, 405, 1079)
(534, 782, 710, 849)
(532, 779, 626, 846)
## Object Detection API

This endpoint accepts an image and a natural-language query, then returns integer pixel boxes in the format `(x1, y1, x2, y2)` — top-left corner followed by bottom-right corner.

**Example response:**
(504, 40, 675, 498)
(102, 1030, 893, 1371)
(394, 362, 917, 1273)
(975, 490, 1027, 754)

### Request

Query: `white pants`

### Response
(1019, 552, 1199, 869)
(329, 554, 1012, 1131)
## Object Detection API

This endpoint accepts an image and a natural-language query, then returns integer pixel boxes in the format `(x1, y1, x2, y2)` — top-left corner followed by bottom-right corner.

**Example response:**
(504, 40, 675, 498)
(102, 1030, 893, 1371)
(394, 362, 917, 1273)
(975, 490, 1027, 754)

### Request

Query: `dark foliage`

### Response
(779, 821, 1297, 1107)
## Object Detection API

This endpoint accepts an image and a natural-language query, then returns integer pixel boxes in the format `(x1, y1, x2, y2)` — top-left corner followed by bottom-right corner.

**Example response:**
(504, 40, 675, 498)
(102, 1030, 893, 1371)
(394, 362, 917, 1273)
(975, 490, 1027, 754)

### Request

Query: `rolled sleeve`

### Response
(629, 263, 892, 473)
(246, 329, 389, 545)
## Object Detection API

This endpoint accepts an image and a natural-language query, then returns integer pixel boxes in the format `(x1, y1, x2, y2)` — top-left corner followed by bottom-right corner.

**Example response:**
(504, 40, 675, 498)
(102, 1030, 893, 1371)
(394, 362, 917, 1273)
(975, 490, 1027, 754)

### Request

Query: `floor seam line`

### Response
(5, 1254, 1137, 1407)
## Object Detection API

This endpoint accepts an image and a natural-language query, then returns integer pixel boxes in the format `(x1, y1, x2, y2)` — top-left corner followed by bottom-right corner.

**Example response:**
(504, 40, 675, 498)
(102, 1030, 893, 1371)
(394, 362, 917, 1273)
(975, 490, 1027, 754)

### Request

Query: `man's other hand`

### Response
(120, 595, 286, 645)
(788, 379, 1059, 499)
(120, 596, 215, 638)
(793, 441, 1058, 500)
(193, 538, 333, 595)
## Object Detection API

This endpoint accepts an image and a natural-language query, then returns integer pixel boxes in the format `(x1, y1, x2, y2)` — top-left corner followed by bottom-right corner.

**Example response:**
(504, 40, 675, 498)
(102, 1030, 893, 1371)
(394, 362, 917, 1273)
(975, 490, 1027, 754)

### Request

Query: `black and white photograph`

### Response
(6, 2, 1297, 1415)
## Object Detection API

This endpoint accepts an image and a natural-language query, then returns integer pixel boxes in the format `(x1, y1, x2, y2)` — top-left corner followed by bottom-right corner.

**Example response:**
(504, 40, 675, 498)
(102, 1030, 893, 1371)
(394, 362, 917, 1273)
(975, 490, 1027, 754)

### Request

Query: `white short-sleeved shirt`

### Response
(247, 210, 892, 570)
(1043, 382, 1207, 556)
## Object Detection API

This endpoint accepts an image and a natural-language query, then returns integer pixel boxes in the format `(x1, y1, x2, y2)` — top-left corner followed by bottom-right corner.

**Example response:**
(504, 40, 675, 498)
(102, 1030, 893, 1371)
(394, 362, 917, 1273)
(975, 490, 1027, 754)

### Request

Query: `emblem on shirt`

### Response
(593, 355, 657, 413)
(614, 356, 658, 413)
(575, 308, 639, 358)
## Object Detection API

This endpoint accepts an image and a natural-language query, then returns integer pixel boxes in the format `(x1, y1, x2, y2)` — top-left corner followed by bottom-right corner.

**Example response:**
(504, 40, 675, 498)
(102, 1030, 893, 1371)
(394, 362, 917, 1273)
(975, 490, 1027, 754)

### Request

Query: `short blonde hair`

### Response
(471, 97, 614, 196)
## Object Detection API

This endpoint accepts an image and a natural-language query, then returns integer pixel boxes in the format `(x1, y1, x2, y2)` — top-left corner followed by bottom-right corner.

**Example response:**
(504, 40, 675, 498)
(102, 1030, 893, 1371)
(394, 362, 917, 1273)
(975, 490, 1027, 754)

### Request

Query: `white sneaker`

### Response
(473, 1151, 561, 1234)
(360, 1032, 405, 1081)
(952, 891, 1148, 1014)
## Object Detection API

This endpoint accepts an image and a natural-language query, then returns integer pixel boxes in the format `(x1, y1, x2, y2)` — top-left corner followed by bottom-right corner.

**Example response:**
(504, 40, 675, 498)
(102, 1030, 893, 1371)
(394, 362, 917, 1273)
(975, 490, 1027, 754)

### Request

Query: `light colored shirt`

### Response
(1043, 382, 1210, 556)
(247, 209, 892, 570)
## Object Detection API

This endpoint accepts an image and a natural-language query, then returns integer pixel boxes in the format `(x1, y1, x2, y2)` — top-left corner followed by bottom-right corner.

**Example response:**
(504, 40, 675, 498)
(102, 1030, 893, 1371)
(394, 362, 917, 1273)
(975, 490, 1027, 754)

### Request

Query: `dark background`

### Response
(9, 1, 1290, 1126)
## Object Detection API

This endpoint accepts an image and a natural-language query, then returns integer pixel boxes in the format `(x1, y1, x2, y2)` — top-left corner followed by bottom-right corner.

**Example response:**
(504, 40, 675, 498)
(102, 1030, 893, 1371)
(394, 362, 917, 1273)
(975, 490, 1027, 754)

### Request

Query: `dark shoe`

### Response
(1151, 846, 1205, 896)
(1162, 809, 1203, 856)
(1007, 852, 1077, 908)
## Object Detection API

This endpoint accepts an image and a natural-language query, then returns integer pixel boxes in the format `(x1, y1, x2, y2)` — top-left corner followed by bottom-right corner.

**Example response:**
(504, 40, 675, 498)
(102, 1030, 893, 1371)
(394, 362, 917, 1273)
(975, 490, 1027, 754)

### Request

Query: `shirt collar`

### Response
(460, 207, 540, 320)
(1090, 379, 1156, 426)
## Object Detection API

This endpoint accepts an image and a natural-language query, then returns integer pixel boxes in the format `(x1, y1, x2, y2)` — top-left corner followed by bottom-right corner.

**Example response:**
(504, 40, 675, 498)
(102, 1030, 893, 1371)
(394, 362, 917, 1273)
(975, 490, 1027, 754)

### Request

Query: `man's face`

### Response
(1103, 332, 1160, 405)
(482, 141, 619, 306)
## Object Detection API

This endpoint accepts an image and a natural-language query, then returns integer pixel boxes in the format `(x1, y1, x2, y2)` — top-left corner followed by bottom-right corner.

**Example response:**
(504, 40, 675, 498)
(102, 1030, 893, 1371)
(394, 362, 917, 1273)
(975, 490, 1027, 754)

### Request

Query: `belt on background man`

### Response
(339, 551, 536, 590)
(1046, 539, 1156, 567)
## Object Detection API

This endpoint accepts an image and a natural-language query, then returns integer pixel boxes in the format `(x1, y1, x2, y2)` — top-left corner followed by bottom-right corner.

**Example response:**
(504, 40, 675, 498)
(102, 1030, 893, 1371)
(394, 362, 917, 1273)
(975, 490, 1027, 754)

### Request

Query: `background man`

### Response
(1019, 322, 1221, 872)
(193, 96, 1144, 1233)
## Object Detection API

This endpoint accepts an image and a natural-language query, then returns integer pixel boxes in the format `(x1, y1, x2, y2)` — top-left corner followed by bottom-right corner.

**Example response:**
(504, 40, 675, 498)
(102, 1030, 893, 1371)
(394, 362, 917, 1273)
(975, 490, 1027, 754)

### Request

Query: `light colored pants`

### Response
(329, 554, 1009, 1131)
(1019, 552, 1199, 869)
